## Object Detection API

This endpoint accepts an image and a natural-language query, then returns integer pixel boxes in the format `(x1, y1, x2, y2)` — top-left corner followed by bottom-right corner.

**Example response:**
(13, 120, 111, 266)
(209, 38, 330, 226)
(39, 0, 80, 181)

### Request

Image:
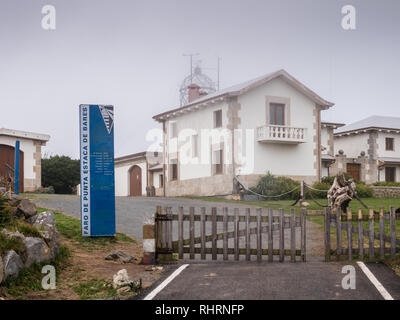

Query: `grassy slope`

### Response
(2, 208, 136, 299)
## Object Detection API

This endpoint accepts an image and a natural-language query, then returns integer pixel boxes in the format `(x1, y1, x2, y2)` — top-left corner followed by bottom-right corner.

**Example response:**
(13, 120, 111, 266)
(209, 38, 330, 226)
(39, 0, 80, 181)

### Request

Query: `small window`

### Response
(170, 122, 177, 138)
(385, 167, 396, 182)
(214, 110, 222, 128)
(159, 174, 164, 187)
(192, 134, 199, 158)
(270, 103, 285, 125)
(386, 137, 394, 151)
(213, 149, 223, 175)
(170, 159, 178, 181)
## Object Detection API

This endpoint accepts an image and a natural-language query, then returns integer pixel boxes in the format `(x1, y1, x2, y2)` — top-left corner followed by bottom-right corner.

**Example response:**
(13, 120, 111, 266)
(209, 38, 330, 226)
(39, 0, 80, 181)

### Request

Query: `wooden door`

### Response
(0, 144, 24, 192)
(129, 165, 142, 196)
(346, 163, 360, 181)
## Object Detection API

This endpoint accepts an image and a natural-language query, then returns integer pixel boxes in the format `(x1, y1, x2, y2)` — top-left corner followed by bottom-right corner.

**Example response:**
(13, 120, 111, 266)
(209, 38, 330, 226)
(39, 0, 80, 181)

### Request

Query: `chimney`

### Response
(188, 83, 201, 103)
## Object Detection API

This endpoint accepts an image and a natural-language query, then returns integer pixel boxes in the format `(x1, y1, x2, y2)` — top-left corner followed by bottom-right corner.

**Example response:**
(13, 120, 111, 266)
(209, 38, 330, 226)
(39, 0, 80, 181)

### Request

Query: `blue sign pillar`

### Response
(79, 105, 116, 237)
(14, 140, 20, 195)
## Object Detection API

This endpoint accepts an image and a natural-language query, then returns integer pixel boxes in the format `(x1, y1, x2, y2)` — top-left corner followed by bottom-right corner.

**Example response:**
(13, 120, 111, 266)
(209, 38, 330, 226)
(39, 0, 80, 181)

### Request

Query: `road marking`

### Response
(143, 264, 189, 300)
(356, 261, 394, 300)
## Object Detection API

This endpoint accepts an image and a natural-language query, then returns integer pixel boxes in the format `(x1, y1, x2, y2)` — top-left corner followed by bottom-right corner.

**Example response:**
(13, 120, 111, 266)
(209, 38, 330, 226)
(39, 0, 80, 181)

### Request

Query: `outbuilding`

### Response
(0, 128, 50, 192)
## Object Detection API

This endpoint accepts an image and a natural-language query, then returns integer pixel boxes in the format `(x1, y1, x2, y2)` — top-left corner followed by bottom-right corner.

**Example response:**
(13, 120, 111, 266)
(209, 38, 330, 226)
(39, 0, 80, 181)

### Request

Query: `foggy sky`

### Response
(1, 0, 399, 159)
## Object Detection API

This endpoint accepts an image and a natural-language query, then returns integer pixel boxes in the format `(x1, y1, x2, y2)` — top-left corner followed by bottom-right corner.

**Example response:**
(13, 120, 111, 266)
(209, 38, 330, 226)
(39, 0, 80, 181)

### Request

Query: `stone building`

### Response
(330, 116, 400, 184)
(0, 128, 50, 192)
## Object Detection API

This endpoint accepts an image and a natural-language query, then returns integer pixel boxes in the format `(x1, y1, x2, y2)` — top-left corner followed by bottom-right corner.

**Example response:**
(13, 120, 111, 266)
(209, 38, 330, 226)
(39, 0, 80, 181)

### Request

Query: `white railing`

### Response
(256, 125, 307, 143)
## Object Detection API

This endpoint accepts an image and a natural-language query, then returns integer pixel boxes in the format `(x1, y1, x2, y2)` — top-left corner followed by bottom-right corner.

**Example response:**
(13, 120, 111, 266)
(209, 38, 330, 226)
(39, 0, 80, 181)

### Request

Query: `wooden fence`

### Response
(155, 206, 307, 262)
(324, 206, 400, 261)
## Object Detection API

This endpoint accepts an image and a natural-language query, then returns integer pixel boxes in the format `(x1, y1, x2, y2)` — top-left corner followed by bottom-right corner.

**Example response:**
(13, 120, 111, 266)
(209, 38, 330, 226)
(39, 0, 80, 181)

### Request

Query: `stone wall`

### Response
(371, 186, 400, 198)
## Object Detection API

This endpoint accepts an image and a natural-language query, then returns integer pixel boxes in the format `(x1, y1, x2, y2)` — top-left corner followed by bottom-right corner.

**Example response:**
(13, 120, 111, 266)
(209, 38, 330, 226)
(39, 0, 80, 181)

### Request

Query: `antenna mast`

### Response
(183, 53, 199, 83)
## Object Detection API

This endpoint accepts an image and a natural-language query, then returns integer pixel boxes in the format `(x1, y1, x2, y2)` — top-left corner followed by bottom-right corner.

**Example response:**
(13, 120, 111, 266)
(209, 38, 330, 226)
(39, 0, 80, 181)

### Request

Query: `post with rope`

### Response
(300, 180, 304, 206)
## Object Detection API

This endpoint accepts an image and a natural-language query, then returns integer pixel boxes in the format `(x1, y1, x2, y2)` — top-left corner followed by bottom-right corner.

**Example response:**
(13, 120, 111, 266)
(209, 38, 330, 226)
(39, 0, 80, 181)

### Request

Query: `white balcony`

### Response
(256, 125, 307, 144)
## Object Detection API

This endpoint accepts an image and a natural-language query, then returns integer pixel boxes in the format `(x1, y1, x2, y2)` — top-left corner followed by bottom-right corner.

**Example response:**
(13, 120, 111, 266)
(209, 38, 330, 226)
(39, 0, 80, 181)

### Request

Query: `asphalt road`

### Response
(138, 261, 400, 300)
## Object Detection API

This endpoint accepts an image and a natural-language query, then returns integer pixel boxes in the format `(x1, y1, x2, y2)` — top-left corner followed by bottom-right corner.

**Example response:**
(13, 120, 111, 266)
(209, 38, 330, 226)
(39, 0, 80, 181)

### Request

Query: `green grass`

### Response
(184, 196, 400, 234)
(72, 278, 118, 300)
(0, 232, 24, 256)
(36, 207, 136, 247)
(183, 196, 400, 211)
(4, 246, 72, 297)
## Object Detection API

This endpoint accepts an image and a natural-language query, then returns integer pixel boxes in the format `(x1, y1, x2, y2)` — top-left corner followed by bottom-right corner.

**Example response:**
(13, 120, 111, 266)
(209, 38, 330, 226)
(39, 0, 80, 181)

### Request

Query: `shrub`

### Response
(42, 155, 80, 194)
(373, 181, 400, 187)
(308, 182, 330, 199)
(355, 183, 373, 198)
(251, 172, 300, 200)
(321, 172, 354, 185)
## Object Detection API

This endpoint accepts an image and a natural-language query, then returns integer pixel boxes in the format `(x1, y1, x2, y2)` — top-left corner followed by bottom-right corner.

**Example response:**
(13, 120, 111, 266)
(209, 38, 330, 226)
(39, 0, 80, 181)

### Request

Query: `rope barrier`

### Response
(304, 183, 329, 193)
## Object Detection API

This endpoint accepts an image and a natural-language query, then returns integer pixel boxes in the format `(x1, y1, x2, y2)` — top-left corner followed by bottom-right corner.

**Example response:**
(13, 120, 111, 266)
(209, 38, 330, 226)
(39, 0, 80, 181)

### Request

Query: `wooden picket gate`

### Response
(155, 206, 307, 262)
(324, 206, 400, 261)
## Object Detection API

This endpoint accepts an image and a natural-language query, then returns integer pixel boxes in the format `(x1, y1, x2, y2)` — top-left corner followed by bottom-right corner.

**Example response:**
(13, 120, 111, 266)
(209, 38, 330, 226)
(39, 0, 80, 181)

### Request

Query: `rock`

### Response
(31, 211, 59, 258)
(0, 256, 4, 284)
(116, 286, 131, 294)
(23, 237, 52, 268)
(112, 269, 132, 289)
(9, 195, 22, 207)
(105, 250, 135, 263)
(301, 201, 310, 207)
(17, 199, 37, 219)
(1, 229, 26, 242)
(3, 250, 24, 280)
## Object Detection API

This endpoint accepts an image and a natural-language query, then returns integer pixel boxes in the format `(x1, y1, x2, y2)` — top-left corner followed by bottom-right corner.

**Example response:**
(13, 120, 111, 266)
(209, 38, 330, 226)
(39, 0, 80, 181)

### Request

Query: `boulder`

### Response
(9, 195, 22, 207)
(105, 250, 135, 263)
(1, 229, 26, 243)
(23, 237, 52, 268)
(112, 269, 132, 289)
(0, 256, 4, 284)
(17, 199, 37, 219)
(3, 250, 24, 280)
(30, 211, 59, 258)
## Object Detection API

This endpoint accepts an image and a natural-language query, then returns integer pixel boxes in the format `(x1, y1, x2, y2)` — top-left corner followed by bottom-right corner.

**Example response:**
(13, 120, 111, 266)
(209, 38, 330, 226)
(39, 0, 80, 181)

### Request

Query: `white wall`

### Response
(334, 133, 369, 158)
(238, 77, 318, 178)
(165, 100, 229, 181)
(321, 127, 331, 155)
(115, 160, 147, 196)
(376, 132, 400, 158)
(164, 77, 324, 182)
(0, 135, 37, 180)
(153, 171, 162, 188)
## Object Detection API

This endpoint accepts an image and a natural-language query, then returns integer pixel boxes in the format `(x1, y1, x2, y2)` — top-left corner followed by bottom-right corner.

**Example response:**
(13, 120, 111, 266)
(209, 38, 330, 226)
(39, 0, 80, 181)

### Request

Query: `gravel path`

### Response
(28, 194, 325, 261)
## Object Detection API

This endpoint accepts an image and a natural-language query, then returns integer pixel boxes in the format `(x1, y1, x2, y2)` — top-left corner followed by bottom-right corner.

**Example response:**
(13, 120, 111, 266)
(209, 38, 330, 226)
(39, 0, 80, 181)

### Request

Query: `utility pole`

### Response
(183, 53, 199, 83)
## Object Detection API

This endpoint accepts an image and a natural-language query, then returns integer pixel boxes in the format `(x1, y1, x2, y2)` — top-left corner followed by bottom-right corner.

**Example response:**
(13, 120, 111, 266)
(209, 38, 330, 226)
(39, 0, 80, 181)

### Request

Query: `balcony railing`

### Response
(256, 125, 307, 144)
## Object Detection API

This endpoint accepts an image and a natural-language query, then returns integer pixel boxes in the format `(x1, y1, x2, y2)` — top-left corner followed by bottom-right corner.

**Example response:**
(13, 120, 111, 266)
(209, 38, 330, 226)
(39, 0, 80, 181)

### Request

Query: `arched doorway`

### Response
(129, 165, 142, 197)
(0, 144, 24, 192)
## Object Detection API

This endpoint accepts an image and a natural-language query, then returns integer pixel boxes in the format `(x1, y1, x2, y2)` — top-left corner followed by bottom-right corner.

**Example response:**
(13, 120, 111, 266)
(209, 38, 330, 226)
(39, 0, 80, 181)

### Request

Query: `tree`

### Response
(42, 155, 80, 194)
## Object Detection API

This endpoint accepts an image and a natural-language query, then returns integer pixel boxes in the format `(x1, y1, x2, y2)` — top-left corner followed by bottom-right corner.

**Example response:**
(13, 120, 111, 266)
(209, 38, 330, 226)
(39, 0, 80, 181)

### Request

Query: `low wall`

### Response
(372, 186, 400, 198)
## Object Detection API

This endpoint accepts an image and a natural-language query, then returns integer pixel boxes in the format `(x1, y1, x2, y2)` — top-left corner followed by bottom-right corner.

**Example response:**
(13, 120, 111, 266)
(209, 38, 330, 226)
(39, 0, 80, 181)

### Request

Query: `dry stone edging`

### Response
(0, 194, 60, 284)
